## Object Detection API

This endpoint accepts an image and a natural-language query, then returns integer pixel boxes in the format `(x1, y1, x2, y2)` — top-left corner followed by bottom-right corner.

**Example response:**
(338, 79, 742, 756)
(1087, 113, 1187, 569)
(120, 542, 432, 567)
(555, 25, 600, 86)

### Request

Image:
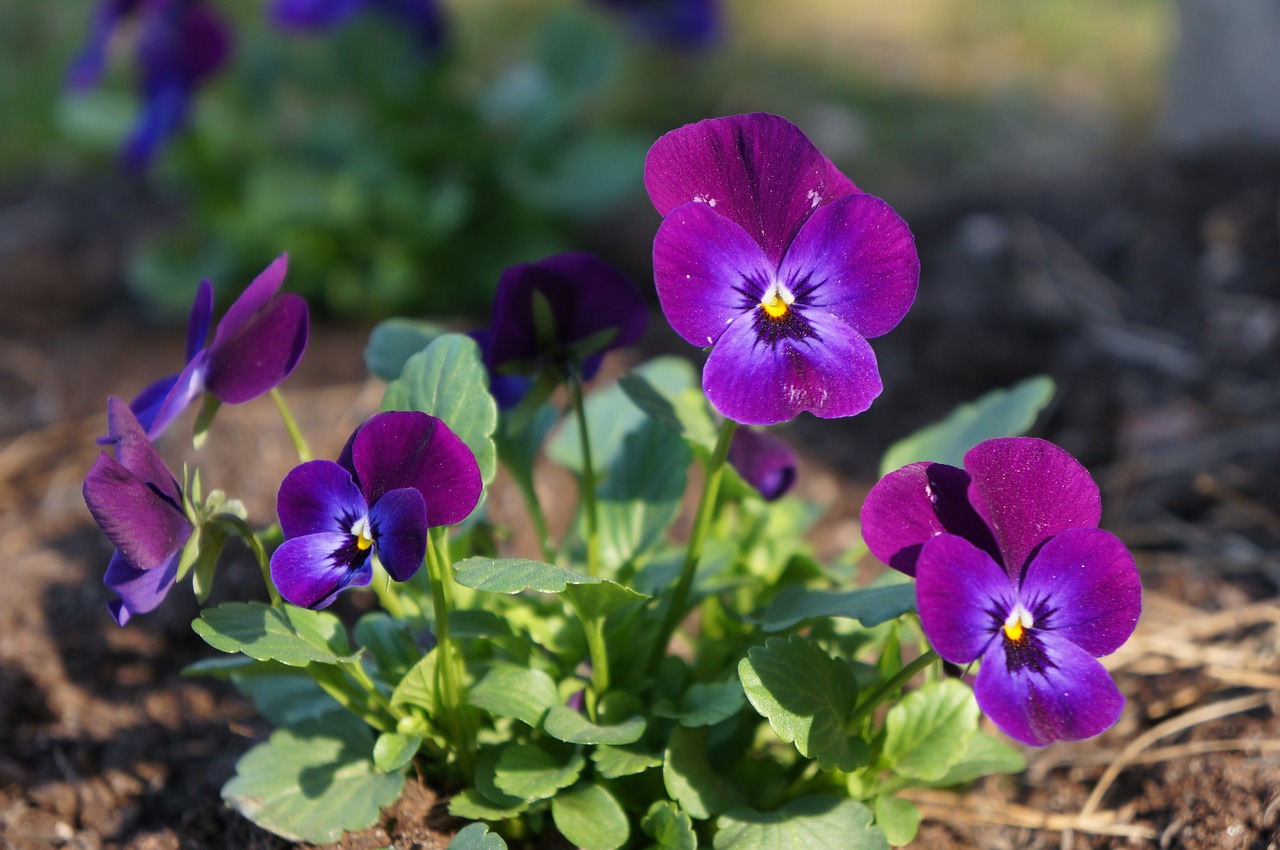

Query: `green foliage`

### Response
(882, 679, 979, 782)
(449, 822, 509, 850)
(642, 801, 699, 850)
(713, 797, 887, 850)
(193, 602, 358, 666)
(552, 784, 631, 850)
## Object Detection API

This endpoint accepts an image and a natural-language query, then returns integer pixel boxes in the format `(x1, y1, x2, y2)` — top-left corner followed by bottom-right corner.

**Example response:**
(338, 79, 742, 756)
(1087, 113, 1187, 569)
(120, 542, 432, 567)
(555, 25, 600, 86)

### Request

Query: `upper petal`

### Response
(270, 532, 373, 609)
(964, 438, 1102, 579)
(105, 396, 182, 505)
(916, 534, 1015, 664)
(1020, 528, 1141, 658)
(701, 309, 881, 425)
(652, 201, 775, 347)
(277, 460, 368, 540)
(104, 549, 180, 626)
(369, 488, 429, 582)
(776, 193, 919, 340)
(186, 279, 214, 363)
(644, 113, 860, 265)
(145, 349, 209, 440)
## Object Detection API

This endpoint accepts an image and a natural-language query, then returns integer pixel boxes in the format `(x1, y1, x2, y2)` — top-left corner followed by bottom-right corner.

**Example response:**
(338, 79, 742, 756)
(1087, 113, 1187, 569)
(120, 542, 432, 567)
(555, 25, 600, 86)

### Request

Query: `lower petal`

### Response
(104, 550, 179, 626)
(270, 532, 372, 609)
(917, 535, 1016, 663)
(702, 310, 881, 425)
(975, 630, 1125, 747)
(370, 488, 428, 582)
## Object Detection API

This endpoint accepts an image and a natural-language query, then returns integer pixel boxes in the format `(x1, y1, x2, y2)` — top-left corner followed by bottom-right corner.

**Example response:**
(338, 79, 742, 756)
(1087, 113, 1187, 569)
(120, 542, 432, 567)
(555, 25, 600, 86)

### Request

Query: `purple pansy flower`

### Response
(68, 0, 232, 168)
(645, 113, 919, 426)
(83, 397, 194, 625)
(270, 411, 481, 609)
(486, 252, 647, 383)
(468, 329, 533, 411)
(727, 428, 798, 501)
(591, 0, 719, 49)
(861, 438, 1142, 746)
(132, 254, 310, 440)
(270, 0, 446, 50)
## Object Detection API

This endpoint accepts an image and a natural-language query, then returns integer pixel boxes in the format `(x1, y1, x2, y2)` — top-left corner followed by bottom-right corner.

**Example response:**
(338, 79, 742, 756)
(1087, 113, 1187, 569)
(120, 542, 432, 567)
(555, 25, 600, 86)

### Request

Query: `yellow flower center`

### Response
(1003, 606, 1034, 642)
(759, 281, 794, 320)
(351, 517, 374, 552)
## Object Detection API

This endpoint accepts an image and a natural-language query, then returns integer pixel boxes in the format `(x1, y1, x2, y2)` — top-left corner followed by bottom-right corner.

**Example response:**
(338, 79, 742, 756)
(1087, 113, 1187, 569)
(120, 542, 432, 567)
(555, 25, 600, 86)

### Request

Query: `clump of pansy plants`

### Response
(82, 113, 1141, 849)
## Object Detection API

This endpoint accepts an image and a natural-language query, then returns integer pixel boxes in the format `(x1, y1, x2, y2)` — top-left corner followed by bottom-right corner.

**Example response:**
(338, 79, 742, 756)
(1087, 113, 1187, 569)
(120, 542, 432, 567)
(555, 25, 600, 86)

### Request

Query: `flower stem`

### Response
(647, 418, 738, 673)
(308, 663, 394, 733)
(566, 368, 601, 577)
(270, 388, 312, 463)
(425, 528, 474, 780)
(847, 649, 940, 729)
(581, 612, 611, 716)
(211, 514, 281, 606)
(515, 473, 555, 563)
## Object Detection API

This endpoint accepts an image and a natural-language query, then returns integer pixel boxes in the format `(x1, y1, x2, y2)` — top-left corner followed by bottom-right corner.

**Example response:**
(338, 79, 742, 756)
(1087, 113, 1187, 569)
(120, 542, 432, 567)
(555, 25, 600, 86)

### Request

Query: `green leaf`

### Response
(355, 612, 422, 680)
(448, 821, 509, 850)
(193, 602, 358, 667)
(714, 797, 887, 850)
(618, 358, 718, 451)
(382, 333, 499, 486)
(641, 801, 698, 850)
(222, 713, 406, 844)
(495, 403, 558, 490)
(753, 582, 917, 633)
(229, 667, 343, 727)
(364, 318, 446, 381)
(373, 731, 422, 772)
(873, 795, 921, 847)
(493, 743, 585, 803)
(879, 375, 1056, 476)
(448, 788, 525, 821)
(653, 678, 746, 728)
(454, 557, 649, 618)
(552, 783, 630, 850)
(663, 726, 744, 820)
(542, 704, 646, 745)
(922, 730, 1026, 787)
(469, 665, 559, 728)
(596, 418, 692, 569)
(390, 648, 437, 715)
(883, 679, 980, 782)
(591, 744, 663, 779)
(739, 636, 865, 772)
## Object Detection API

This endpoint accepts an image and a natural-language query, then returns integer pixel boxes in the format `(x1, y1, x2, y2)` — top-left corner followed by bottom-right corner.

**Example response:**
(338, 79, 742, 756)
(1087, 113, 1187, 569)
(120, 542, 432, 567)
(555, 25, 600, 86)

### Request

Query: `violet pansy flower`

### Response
(270, 411, 481, 609)
(860, 437, 1142, 746)
(646, 113, 919, 426)
(133, 255, 309, 440)
(83, 397, 193, 625)
(486, 252, 647, 383)
(727, 427, 798, 501)
(468, 329, 533, 411)
(591, 0, 719, 49)
(270, 0, 446, 50)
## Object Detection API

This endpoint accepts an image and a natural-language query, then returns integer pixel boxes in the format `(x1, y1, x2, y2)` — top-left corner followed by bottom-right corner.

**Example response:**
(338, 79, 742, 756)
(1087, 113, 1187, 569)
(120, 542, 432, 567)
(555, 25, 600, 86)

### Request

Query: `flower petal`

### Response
(916, 534, 1015, 664)
(964, 438, 1102, 578)
(727, 428, 798, 501)
(860, 461, 998, 576)
(652, 201, 775, 347)
(271, 0, 366, 29)
(702, 308, 881, 425)
(975, 630, 1125, 746)
(105, 396, 182, 505)
(644, 113, 860, 265)
(145, 348, 209, 440)
(777, 193, 918, 339)
(186, 279, 214, 363)
(270, 532, 373, 609)
(370, 488, 428, 582)
(277, 460, 367, 539)
(1021, 528, 1141, 658)
(104, 549, 180, 626)
(344, 411, 482, 526)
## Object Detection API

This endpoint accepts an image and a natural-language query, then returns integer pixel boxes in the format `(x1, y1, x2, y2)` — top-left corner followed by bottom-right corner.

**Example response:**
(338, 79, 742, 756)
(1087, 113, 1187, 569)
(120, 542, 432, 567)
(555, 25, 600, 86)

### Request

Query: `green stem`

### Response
(309, 664, 394, 733)
(647, 418, 738, 673)
(425, 529, 474, 780)
(847, 649, 940, 729)
(211, 514, 281, 606)
(271, 388, 312, 463)
(342, 659, 401, 720)
(516, 473, 555, 563)
(566, 369, 601, 576)
(581, 613, 611, 716)
(370, 564, 407, 620)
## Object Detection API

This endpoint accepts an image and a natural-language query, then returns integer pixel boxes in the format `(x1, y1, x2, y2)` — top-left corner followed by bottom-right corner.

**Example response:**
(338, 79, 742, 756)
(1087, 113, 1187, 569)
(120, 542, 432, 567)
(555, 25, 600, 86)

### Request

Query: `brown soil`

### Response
(2, 153, 1279, 849)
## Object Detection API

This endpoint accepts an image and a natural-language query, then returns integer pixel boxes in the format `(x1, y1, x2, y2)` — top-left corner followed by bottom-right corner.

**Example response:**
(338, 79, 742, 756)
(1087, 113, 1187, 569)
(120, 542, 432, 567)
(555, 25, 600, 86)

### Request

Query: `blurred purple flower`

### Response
(270, 0, 445, 50)
(487, 252, 647, 383)
(83, 397, 193, 625)
(645, 113, 919, 426)
(727, 428, 797, 501)
(67, 0, 232, 168)
(468, 329, 533, 411)
(862, 437, 1142, 746)
(131, 255, 310, 440)
(270, 411, 481, 608)
(591, 0, 719, 49)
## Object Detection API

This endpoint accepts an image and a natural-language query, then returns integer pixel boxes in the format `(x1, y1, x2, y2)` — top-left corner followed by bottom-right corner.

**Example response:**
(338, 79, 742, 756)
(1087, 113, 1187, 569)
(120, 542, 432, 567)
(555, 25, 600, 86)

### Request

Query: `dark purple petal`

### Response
(104, 549, 180, 626)
(277, 460, 367, 540)
(652, 201, 775, 348)
(975, 630, 1125, 746)
(776, 193, 918, 340)
(964, 438, 1102, 580)
(105, 397, 182, 505)
(66, 0, 141, 90)
(644, 113, 860, 265)
(136, 1, 232, 91)
(122, 81, 189, 169)
(860, 462, 998, 576)
(271, 0, 366, 28)
(916, 534, 1015, 664)
(186, 279, 214, 363)
(469, 329, 533, 410)
(727, 428, 798, 501)
(127, 374, 180, 438)
(271, 532, 374, 609)
(346, 411, 482, 526)
(370, 488, 428, 581)
(83, 452, 191, 572)
(145, 349, 210, 440)
(701, 308, 881, 425)
(1021, 528, 1141, 658)
(593, 0, 718, 48)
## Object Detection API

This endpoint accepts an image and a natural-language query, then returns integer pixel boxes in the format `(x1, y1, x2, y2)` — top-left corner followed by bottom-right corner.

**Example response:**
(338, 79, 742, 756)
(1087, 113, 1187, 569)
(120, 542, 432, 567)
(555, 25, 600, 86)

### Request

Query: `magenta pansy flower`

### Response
(861, 437, 1142, 746)
(132, 255, 310, 440)
(83, 397, 193, 625)
(645, 113, 919, 426)
(270, 411, 481, 609)
(728, 428, 798, 501)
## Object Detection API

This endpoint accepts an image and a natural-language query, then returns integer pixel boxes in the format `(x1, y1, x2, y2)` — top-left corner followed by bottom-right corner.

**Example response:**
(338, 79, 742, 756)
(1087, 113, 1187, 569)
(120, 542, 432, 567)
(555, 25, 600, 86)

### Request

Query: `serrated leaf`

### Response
(448, 821, 509, 850)
(713, 797, 887, 850)
(552, 783, 629, 850)
(469, 665, 559, 727)
(494, 743, 585, 802)
(739, 636, 865, 772)
(193, 602, 358, 667)
(542, 704, 645, 745)
(879, 376, 1056, 476)
(592, 744, 663, 779)
(922, 730, 1026, 787)
(364, 318, 446, 381)
(653, 678, 746, 728)
(382, 333, 498, 486)
(454, 557, 649, 619)
(448, 788, 525, 821)
(462, 746, 527, 817)
(373, 731, 421, 772)
(663, 726, 744, 820)
(222, 713, 405, 844)
(873, 795, 921, 847)
(596, 418, 691, 569)
(642, 800, 698, 850)
(753, 582, 917, 633)
(390, 648, 437, 715)
(883, 679, 979, 782)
